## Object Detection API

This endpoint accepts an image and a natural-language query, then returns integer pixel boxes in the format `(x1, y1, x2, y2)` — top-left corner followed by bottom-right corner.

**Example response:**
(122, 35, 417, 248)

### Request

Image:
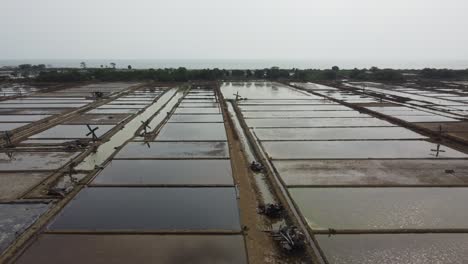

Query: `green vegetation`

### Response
(420, 68, 468, 79)
(18, 65, 468, 83)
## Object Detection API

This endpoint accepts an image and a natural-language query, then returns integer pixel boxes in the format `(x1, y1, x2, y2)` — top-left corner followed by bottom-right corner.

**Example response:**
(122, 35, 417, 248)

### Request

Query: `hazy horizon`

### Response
(2, 58, 468, 70)
(2, 0, 468, 63)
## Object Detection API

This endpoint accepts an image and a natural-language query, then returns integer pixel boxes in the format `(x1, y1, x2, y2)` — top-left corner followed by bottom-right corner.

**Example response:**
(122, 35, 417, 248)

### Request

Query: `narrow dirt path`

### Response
(218, 86, 308, 264)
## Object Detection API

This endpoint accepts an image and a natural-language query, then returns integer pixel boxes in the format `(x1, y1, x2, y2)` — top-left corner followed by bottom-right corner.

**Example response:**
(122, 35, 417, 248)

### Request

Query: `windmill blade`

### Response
(85, 124, 99, 141)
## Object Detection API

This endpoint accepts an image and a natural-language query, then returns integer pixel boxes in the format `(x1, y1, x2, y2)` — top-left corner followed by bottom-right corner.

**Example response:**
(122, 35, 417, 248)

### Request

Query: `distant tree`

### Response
(128, 65, 132, 70)
(100, 65, 104, 68)
(18, 64, 32, 70)
(174, 67, 189, 81)
(420, 68, 458, 79)
(349, 68, 367, 80)
(331, 66, 340, 72)
(322, 69, 337, 80)
(254, 70, 264, 79)
(110, 62, 116, 69)
(80, 62, 87, 69)
(265, 66, 289, 79)
(370, 66, 379, 72)
(231, 70, 245, 78)
(372, 69, 404, 81)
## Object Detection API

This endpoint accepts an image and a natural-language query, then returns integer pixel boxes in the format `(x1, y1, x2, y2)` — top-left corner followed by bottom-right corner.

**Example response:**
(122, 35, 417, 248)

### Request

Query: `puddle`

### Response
(93, 159, 233, 185)
(0, 172, 50, 200)
(262, 140, 468, 159)
(168, 114, 223, 123)
(254, 127, 425, 141)
(174, 108, 222, 114)
(274, 160, 468, 186)
(243, 111, 369, 118)
(156, 123, 227, 141)
(0, 152, 79, 171)
(115, 142, 230, 159)
(316, 233, 468, 264)
(76, 89, 180, 170)
(30, 125, 115, 139)
(0, 123, 28, 131)
(0, 203, 50, 253)
(290, 187, 468, 229)
(246, 118, 394, 128)
(15, 234, 247, 264)
(240, 105, 351, 111)
(48, 187, 240, 231)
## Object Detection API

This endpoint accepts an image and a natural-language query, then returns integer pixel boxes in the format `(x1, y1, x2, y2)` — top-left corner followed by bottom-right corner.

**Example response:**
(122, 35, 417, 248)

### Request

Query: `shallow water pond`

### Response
(48, 187, 240, 231)
(31, 125, 115, 139)
(168, 114, 223, 123)
(246, 118, 394, 128)
(115, 142, 229, 159)
(15, 234, 247, 264)
(254, 127, 425, 140)
(316, 233, 468, 264)
(290, 187, 468, 229)
(93, 159, 233, 185)
(156, 123, 227, 141)
(263, 140, 468, 159)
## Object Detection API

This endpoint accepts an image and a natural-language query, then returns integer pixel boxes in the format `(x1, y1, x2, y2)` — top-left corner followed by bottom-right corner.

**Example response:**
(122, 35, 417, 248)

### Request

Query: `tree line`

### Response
(23, 65, 468, 83)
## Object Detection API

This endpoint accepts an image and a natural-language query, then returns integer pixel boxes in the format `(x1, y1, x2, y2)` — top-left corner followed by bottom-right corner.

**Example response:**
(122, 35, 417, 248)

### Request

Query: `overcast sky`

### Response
(1, 0, 467, 60)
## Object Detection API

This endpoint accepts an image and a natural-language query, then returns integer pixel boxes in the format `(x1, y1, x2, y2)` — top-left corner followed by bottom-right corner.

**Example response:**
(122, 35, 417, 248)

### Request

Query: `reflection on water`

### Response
(76, 89, 181, 170)
(221, 82, 312, 99)
(291, 187, 468, 229)
(156, 123, 227, 141)
(93, 159, 234, 185)
(48, 187, 241, 231)
(254, 127, 425, 140)
(115, 141, 230, 159)
(263, 140, 468, 159)
(317, 233, 468, 264)
(15, 234, 248, 264)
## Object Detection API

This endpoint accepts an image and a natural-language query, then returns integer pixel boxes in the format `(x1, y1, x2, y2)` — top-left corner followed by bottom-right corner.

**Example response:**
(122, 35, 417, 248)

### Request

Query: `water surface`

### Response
(49, 187, 240, 231)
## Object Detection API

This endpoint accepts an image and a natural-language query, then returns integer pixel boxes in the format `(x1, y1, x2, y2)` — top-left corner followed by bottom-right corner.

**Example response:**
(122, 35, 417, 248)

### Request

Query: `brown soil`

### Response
(416, 122, 468, 132)
(218, 91, 306, 263)
(222, 105, 286, 263)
